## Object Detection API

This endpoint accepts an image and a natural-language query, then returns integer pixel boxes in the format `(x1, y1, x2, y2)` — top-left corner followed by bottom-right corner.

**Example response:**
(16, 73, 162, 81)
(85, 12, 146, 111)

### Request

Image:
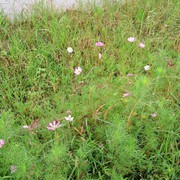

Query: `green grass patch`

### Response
(0, 0, 179, 179)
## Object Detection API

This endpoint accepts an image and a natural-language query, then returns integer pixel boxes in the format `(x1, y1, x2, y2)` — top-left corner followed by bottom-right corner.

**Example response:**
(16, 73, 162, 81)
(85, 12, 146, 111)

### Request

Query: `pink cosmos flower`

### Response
(66, 110, 72, 115)
(74, 67, 82, 75)
(98, 53, 102, 59)
(127, 73, 133, 77)
(0, 139, 5, 148)
(151, 113, 157, 118)
(95, 42, 104, 47)
(47, 120, 62, 131)
(138, 42, 145, 48)
(123, 92, 131, 98)
(128, 37, 136, 42)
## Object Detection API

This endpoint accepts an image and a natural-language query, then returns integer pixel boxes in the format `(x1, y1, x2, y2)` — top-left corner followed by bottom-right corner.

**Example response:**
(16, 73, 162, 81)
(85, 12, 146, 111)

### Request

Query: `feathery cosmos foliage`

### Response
(0, 0, 179, 179)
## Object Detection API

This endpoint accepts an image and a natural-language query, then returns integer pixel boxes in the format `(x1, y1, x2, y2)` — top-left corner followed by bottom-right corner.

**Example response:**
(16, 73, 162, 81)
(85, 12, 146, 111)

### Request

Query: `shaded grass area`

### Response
(0, 0, 179, 179)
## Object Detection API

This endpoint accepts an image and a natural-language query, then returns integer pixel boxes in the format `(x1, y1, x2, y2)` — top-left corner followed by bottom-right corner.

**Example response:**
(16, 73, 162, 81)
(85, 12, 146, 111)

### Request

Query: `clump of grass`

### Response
(0, 0, 179, 179)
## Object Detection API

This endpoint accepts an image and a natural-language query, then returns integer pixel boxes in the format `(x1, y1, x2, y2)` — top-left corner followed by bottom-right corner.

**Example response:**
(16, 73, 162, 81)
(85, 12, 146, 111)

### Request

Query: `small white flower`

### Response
(127, 37, 136, 42)
(98, 53, 102, 59)
(139, 42, 145, 48)
(144, 65, 150, 71)
(65, 115, 74, 122)
(151, 113, 157, 118)
(23, 125, 29, 129)
(74, 67, 82, 75)
(10, 165, 16, 173)
(123, 92, 131, 98)
(67, 47, 73, 53)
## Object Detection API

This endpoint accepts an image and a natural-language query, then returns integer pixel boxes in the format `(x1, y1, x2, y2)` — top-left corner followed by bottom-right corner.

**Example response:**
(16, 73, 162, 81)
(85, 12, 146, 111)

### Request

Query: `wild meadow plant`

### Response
(0, 0, 179, 179)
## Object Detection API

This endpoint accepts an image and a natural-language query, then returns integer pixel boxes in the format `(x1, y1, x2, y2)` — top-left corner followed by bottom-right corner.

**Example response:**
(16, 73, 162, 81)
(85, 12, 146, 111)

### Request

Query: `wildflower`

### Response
(168, 62, 174, 67)
(98, 143, 104, 148)
(95, 42, 104, 47)
(144, 65, 150, 71)
(123, 92, 131, 98)
(98, 53, 102, 59)
(0, 139, 5, 148)
(165, 59, 174, 67)
(23, 125, 29, 129)
(127, 37, 136, 42)
(22, 119, 39, 131)
(47, 120, 62, 131)
(74, 67, 82, 75)
(151, 113, 157, 118)
(65, 115, 74, 122)
(127, 73, 133, 77)
(67, 47, 73, 53)
(10, 165, 16, 173)
(138, 42, 145, 48)
(66, 110, 72, 115)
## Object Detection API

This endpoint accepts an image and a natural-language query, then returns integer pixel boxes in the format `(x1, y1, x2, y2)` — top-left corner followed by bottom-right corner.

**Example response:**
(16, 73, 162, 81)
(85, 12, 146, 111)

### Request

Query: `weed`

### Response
(0, 0, 179, 179)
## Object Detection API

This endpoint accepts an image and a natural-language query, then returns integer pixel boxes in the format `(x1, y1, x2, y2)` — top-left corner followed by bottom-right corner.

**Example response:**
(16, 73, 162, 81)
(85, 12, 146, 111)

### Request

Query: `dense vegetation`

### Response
(0, 0, 179, 179)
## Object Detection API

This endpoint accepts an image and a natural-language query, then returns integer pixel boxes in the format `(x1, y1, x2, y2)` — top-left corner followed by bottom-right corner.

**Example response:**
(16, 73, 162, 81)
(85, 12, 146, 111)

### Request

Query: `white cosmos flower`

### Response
(98, 53, 102, 59)
(151, 113, 157, 118)
(65, 115, 74, 122)
(139, 42, 145, 48)
(67, 47, 73, 53)
(23, 125, 29, 129)
(10, 165, 16, 173)
(74, 67, 82, 75)
(127, 37, 136, 42)
(123, 92, 131, 98)
(144, 65, 150, 71)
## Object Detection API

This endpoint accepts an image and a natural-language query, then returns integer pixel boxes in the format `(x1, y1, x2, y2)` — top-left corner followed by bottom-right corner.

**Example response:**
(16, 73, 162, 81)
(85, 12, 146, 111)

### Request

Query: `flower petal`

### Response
(139, 42, 145, 48)
(95, 42, 104, 47)
(47, 126, 54, 130)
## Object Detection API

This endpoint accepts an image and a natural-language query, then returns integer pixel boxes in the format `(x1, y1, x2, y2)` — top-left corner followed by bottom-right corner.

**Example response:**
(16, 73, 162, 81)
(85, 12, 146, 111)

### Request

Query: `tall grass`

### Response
(0, 0, 179, 179)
